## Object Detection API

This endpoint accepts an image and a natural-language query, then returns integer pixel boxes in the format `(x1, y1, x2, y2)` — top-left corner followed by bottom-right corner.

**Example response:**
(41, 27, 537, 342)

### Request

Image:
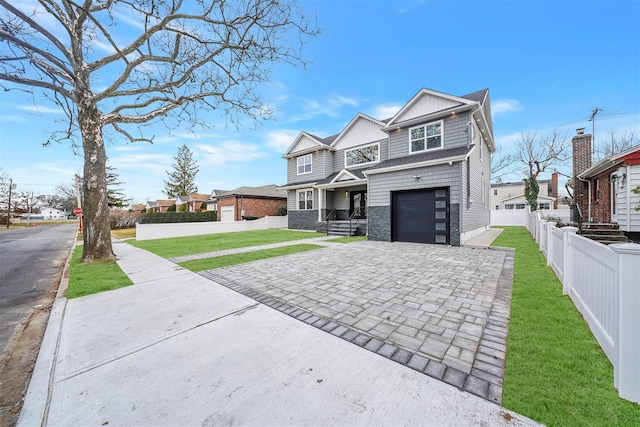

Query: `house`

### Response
(38, 207, 67, 219)
(216, 185, 286, 222)
(131, 204, 146, 213)
(204, 189, 228, 212)
(152, 199, 175, 213)
(187, 193, 210, 212)
(491, 173, 559, 210)
(573, 128, 640, 235)
(280, 87, 495, 245)
(174, 195, 189, 211)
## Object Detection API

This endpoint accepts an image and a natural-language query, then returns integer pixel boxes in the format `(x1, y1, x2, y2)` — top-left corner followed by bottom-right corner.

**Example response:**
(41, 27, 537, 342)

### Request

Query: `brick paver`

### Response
(197, 240, 514, 404)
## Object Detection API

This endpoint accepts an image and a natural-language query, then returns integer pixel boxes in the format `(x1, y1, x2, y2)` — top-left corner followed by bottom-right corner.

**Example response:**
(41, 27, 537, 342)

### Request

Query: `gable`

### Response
(283, 132, 330, 158)
(331, 114, 387, 150)
(387, 89, 471, 128)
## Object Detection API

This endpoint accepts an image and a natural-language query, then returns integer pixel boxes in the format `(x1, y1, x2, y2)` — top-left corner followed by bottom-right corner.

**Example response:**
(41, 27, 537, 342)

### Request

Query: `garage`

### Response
(392, 187, 449, 244)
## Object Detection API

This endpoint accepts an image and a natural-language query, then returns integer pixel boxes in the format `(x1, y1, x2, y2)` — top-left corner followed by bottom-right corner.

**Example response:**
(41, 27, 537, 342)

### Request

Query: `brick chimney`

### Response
(572, 128, 592, 216)
(551, 171, 558, 209)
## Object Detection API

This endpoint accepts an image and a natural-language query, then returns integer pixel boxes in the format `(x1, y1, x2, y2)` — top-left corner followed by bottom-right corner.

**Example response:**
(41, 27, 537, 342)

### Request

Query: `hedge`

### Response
(137, 211, 217, 224)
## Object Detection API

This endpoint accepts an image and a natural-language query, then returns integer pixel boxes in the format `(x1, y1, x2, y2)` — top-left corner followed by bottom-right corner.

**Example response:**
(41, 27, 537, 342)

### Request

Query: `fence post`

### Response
(561, 227, 578, 294)
(546, 222, 555, 266)
(609, 243, 640, 403)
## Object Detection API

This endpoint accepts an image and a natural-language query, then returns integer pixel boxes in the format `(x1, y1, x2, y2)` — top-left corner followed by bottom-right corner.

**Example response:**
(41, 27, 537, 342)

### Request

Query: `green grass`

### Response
(325, 235, 368, 243)
(492, 227, 640, 426)
(67, 246, 133, 298)
(178, 243, 323, 272)
(129, 229, 323, 258)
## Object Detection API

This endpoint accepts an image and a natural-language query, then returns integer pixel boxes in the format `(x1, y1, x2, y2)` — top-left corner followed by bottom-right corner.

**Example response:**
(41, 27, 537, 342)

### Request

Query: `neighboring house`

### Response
(131, 204, 146, 213)
(573, 129, 640, 233)
(204, 189, 228, 212)
(39, 207, 67, 219)
(187, 193, 210, 212)
(145, 201, 156, 212)
(280, 87, 495, 245)
(491, 173, 558, 210)
(153, 199, 175, 213)
(174, 195, 189, 211)
(216, 185, 286, 222)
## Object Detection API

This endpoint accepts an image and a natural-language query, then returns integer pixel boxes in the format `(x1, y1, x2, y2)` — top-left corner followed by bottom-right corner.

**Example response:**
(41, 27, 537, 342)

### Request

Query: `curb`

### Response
(17, 230, 78, 426)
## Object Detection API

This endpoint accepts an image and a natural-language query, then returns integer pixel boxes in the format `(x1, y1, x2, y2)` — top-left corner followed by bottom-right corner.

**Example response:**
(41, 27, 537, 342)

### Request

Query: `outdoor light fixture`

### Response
(413, 175, 421, 180)
(345, 191, 349, 199)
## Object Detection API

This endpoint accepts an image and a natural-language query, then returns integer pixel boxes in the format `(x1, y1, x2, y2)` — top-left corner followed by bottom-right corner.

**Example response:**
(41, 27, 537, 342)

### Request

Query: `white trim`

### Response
(385, 88, 473, 129)
(296, 188, 314, 210)
(409, 120, 444, 154)
(296, 153, 313, 175)
(332, 169, 360, 183)
(344, 141, 380, 168)
(383, 104, 471, 132)
(283, 131, 333, 158)
(364, 152, 469, 176)
(316, 178, 367, 190)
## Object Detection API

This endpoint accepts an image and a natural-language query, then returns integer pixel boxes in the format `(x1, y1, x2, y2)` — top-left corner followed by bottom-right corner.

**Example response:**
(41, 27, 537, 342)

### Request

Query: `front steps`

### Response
(579, 223, 628, 245)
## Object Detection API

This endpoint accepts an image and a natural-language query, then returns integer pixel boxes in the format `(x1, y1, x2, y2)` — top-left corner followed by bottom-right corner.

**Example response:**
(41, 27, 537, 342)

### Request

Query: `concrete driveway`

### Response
(201, 240, 514, 403)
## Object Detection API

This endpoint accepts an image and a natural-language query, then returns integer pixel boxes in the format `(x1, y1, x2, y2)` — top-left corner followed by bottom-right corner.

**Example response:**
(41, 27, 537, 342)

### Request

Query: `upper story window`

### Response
(410, 120, 443, 154)
(297, 154, 312, 175)
(345, 143, 379, 168)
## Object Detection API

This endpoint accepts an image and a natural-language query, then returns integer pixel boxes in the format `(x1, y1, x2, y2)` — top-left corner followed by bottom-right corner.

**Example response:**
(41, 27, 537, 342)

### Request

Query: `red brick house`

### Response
(217, 185, 286, 222)
(573, 128, 640, 233)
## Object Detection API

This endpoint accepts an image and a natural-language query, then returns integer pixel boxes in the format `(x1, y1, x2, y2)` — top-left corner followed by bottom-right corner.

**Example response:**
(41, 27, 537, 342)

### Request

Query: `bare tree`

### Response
(514, 129, 570, 210)
(595, 128, 640, 161)
(0, 0, 318, 261)
(490, 152, 514, 183)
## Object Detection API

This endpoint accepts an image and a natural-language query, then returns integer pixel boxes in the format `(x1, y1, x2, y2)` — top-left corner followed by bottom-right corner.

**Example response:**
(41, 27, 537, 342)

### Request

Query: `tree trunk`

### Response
(79, 100, 115, 262)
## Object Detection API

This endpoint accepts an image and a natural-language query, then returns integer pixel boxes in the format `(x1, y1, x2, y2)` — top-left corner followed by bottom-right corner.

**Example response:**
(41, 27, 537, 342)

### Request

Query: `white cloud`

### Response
(195, 141, 266, 166)
(370, 103, 402, 120)
(492, 99, 522, 114)
(110, 152, 174, 175)
(18, 105, 64, 114)
(290, 94, 360, 122)
(265, 130, 299, 151)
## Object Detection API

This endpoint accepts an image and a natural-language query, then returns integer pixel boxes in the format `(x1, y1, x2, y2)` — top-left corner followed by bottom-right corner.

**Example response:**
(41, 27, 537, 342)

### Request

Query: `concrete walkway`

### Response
(19, 239, 539, 426)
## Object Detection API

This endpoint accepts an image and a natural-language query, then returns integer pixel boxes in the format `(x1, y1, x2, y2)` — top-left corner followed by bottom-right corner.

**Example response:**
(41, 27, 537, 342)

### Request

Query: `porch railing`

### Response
(325, 209, 336, 232)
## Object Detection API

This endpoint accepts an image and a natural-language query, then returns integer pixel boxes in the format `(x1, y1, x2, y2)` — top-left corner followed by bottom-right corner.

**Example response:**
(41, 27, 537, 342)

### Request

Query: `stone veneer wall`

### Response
(288, 210, 318, 231)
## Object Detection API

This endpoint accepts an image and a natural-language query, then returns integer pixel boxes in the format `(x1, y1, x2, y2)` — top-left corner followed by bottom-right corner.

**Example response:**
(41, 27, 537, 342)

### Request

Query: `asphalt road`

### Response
(0, 224, 76, 354)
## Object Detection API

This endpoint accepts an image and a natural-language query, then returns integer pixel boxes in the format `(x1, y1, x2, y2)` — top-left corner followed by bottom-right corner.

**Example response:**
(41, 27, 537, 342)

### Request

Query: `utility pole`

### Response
(75, 174, 83, 231)
(6, 178, 12, 228)
(589, 108, 601, 155)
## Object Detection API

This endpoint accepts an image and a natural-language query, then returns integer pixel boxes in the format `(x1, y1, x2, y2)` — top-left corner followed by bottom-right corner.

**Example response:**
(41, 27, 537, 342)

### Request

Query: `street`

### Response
(0, 223, 76, 354)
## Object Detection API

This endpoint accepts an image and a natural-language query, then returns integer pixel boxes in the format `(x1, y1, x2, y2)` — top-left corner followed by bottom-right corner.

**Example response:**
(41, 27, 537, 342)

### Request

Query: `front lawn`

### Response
(67, 246, 133, 298)
(325, 235, 368, 243)
(492, 227, 640, 426)
(179, 244, 323, 272)
(129, 229, 324, 258)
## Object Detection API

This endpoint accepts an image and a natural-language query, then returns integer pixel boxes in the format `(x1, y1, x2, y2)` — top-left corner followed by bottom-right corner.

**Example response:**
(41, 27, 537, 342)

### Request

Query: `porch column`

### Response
(318, 188, 323, 222)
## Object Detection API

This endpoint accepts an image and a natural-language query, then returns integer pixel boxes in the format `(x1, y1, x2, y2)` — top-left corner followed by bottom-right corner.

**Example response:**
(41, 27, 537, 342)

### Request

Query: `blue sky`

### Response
(1, 0, 639, 205)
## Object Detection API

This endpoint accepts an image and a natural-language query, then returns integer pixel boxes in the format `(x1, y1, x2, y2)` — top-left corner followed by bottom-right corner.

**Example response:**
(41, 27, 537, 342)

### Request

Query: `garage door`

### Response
(221, 206, 235, 222)
(392, 188, 449, 244)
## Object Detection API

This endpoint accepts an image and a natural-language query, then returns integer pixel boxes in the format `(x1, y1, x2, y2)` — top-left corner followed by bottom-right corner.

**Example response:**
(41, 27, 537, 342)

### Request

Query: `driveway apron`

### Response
(200, 240, 514, 403)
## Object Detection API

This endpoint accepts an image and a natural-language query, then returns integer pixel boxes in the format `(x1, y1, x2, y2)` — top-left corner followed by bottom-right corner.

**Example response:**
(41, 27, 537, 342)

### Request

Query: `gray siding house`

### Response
(280, 87, 495, 245)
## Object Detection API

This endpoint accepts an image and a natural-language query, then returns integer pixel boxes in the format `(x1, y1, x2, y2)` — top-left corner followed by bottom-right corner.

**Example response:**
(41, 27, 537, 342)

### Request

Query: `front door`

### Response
(349, 191, 367, 218)
(610, 174, 618, 223)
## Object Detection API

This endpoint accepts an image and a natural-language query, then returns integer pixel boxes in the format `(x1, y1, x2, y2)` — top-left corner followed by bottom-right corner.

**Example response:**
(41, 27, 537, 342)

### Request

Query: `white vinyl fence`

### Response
(136, 215, 288, 241)
(491, 208, 569, 226)
(525, 209, 640, 403)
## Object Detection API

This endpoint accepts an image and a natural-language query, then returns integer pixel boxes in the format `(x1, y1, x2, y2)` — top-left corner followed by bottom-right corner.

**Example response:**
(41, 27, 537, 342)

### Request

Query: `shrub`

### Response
(242, 215, 258, 221)
(137, 210, 217, 224)
(167, 204, 176, 212)
(178, 203, 187, 212)
(109, 210, 141, 229)
(200, 202, 207, 211)
(278, 205, 287, 216)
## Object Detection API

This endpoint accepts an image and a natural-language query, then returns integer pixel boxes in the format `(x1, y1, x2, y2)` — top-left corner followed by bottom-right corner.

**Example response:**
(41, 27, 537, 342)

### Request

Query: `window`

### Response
(297, 189, 313, 210)
(297, 154, 312, 175)
(493, 188, 498, 196)
(495, 205, 500, 210)
(409, 120, 443, 153)
(345, 143, 379, 167)
(595, 179, 600, 201)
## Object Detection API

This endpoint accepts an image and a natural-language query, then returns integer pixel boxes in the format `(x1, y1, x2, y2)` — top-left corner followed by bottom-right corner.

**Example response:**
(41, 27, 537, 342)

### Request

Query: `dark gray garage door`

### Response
(392, 187, 449, 244)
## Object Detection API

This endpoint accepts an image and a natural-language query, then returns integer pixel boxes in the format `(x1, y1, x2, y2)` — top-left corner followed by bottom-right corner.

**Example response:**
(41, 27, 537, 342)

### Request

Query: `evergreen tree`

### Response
(106, 166, 127, 208)
(523, 176, 540, 211)
(164, 145, 199, 198)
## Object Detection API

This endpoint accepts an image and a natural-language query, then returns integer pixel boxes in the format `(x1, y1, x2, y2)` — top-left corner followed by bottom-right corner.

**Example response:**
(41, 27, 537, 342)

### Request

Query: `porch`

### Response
(316, 183, 368, 236)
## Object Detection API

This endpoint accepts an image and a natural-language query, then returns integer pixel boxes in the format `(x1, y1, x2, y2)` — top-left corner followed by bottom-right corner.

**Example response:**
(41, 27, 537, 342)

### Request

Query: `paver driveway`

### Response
(199, 240, 514, 403)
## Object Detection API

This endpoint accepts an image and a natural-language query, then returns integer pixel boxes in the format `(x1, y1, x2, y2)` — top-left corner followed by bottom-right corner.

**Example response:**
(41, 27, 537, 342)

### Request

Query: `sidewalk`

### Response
(19, 240, 540, 426)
